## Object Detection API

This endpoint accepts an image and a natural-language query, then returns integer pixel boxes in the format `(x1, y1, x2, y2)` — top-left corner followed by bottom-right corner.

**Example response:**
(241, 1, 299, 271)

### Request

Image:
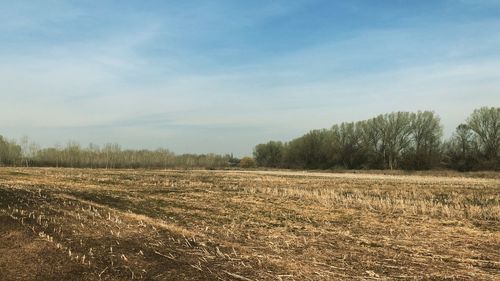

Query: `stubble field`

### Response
(0, 168, 498, 280)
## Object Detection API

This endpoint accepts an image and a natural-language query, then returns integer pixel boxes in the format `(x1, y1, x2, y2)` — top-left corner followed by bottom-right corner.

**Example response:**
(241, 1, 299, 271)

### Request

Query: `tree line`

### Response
(254, 107, 499, 171)
(0, 138, 238, 169)
(1, 107, 497, 171)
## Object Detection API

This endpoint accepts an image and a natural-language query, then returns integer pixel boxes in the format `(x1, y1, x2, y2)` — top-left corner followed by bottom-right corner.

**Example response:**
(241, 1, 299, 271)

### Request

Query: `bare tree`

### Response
(467, 107, 500, 161)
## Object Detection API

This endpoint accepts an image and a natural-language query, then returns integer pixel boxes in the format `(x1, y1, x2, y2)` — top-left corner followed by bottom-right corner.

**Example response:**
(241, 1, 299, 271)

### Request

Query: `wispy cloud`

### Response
(1, 1, 499, 155)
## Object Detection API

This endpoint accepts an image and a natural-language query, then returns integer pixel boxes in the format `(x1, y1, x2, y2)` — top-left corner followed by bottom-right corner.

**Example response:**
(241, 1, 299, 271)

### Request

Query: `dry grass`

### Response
(0, 167, 498, 280)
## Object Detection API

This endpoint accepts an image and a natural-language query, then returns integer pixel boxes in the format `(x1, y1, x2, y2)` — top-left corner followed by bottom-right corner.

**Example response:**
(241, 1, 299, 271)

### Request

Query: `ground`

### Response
(0, 168, 498, 280)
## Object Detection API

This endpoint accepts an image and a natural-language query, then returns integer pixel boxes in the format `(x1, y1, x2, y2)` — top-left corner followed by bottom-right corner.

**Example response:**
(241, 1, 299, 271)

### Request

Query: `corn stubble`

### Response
(0, 168, 498, 280)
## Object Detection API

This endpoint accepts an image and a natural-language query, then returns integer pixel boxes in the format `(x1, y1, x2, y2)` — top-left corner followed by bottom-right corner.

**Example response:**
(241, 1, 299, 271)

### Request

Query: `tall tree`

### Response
(405, 111, 443, 169)
(331, 122, 364, 168)
(380, 112, 413, 169)
(444, 124, 479, 171)
(466, 107, 500, 162)
(253, 141, 284, 167)
(0, 135, 22, 166)
(359, 116, 385, 168)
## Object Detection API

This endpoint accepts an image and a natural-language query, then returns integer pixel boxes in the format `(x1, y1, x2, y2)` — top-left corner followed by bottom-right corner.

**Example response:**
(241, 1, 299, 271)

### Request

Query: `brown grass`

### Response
(0, 167, 498, 280)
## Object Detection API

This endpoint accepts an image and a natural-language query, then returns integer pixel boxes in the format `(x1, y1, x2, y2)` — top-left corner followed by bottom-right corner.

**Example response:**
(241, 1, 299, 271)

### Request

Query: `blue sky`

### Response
(1, 0, 499, 156)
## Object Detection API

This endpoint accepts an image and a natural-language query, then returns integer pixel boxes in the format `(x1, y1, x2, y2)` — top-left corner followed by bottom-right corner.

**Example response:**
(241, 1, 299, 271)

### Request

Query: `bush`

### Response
(239, 156, 256, 168)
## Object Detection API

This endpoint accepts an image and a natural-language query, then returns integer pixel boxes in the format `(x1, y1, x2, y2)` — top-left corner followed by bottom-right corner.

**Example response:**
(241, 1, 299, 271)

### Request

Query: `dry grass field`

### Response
(0, 168, 498, 280)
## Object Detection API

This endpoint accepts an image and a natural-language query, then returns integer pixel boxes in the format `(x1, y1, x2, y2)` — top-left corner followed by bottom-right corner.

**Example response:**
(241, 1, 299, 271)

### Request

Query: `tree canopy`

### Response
(254, 107, 498, 171)
(1, 107, 498, 171)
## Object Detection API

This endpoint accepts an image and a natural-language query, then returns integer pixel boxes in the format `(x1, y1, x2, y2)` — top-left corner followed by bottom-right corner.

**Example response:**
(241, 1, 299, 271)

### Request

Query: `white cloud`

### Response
(1, 2, 499, 155)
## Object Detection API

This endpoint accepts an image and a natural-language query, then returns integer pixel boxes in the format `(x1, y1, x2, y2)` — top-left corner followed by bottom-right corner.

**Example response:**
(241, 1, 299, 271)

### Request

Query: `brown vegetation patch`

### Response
(0, 167, 499, 280)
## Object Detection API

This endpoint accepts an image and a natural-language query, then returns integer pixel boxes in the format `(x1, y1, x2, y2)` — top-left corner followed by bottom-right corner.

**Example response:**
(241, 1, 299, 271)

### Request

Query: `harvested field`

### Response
(0, 168, 499, 280)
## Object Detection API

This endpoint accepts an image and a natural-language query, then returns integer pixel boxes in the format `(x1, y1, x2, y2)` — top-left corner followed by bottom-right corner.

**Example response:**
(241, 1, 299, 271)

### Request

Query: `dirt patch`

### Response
(0, 216, 89, 281)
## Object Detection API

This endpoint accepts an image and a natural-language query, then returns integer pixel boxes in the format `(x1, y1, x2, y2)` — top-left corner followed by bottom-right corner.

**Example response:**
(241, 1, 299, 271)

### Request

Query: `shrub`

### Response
(239, 156, 256, 168)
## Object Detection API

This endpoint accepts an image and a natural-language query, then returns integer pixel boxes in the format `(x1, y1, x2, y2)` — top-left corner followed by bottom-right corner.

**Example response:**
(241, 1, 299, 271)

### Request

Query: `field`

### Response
(0, 168, 498, 280)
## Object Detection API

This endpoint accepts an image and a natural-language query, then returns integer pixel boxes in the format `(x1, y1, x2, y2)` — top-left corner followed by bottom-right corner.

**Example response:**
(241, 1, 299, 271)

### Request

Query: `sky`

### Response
(1, 0, 499, 156)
